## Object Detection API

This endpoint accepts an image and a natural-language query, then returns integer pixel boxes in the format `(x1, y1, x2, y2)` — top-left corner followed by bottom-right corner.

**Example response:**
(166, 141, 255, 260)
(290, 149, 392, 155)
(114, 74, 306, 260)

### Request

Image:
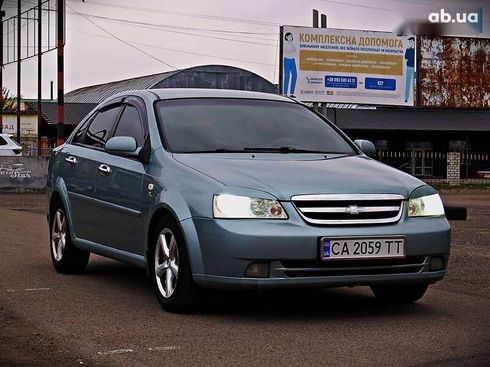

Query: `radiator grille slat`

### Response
(292, 194, 404, 225)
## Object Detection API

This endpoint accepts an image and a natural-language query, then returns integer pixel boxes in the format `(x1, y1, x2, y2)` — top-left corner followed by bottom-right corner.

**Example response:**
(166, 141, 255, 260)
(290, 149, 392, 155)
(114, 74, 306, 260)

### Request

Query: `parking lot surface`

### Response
(0, 192, 489, 366)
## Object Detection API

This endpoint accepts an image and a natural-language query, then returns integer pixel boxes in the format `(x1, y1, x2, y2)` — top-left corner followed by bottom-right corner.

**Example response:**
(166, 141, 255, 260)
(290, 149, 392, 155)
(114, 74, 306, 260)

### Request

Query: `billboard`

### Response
(418, 36, 490, 108)
(279, 26, 416, 106)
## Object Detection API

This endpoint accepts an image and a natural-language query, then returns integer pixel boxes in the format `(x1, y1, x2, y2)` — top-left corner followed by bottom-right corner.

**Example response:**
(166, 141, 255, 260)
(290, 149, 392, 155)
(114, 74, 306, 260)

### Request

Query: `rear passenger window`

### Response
(84, 106, 121, 148)
(113, 105, 145, 147)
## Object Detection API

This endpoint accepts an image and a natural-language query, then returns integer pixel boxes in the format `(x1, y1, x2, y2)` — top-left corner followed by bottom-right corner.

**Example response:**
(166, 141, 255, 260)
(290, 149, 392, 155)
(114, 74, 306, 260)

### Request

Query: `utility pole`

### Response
(321, 14, 327, 28)
(312, 10, 319, 112)
(312, 9, 330, 120)
(57, 0, 64, 146)
(37, 0, 42, 155)
(16, 0, 21, 143)
(320, 14, 328, 119)
(0, 2, 4, 134)
(313, 9, 319, 28)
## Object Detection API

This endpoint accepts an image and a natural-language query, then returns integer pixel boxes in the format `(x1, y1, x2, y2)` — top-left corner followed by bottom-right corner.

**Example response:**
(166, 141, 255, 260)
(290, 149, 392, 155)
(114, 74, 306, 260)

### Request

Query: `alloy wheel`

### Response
(51, 208, 66, 261)
(155, 228, 179, 298)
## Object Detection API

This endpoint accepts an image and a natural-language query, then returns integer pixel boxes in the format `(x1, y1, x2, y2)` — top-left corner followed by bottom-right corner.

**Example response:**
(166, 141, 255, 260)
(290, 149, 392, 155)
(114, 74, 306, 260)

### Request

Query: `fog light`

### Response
(430, 256, 444, 271)
(245, 262, 269, 278)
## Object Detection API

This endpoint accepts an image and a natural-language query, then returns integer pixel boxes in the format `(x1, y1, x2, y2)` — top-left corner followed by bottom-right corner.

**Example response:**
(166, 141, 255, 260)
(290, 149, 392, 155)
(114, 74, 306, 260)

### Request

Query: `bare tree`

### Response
(1, 87, 16, 111)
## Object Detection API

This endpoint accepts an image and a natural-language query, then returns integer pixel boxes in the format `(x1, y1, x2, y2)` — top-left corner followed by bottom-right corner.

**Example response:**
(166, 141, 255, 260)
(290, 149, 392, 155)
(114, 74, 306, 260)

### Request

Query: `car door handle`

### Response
(98, 164, 112, 176)
(65, 156, 78, 166)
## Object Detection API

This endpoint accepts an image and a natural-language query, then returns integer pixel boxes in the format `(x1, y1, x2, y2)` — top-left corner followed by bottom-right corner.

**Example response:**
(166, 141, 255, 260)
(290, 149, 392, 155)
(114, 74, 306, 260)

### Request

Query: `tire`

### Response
(49, 200, 90, 274)
(371, 283, 429, 304)
(148, 215, 199, 313)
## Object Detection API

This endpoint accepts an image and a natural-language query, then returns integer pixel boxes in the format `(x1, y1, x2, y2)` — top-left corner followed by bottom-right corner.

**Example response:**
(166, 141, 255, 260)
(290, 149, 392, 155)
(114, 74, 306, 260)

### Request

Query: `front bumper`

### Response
(193, 270, 447, 290)
(184, 202, 451, 290)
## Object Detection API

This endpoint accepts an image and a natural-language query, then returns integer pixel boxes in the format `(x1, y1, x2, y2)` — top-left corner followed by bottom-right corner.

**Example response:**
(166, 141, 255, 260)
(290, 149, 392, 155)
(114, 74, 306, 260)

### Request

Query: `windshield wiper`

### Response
(182, 147, 351, 154)
(244, 146, 334, 153)
(184, 148, 246, 153)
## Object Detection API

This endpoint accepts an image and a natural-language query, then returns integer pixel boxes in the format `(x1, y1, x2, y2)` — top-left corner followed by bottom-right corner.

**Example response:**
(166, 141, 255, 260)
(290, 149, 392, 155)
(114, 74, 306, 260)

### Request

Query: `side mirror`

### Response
(105, 136, 139, 158)
(354, 139, 376, 158)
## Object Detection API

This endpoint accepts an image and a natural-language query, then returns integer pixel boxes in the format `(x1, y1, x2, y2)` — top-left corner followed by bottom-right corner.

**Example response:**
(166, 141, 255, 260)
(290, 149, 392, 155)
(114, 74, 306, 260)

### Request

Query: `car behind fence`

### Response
(377, 151, 490, 185)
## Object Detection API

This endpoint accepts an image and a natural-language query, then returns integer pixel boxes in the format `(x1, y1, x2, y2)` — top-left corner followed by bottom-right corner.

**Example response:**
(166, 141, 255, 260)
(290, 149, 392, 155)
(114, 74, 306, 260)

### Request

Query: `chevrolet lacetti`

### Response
(47, 89, 450, 312)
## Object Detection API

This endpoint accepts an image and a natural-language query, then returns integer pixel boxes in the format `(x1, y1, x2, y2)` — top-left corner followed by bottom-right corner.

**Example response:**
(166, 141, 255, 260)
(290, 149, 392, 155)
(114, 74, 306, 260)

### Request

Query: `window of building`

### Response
(449, 140, 469, 151)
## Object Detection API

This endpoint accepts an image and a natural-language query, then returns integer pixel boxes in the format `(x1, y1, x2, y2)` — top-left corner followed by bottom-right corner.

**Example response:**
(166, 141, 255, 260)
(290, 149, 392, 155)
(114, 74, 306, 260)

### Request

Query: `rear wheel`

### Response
(50, 200, 90, 273)
(148, 216, 199, 313)
(371, 283, 429, 304)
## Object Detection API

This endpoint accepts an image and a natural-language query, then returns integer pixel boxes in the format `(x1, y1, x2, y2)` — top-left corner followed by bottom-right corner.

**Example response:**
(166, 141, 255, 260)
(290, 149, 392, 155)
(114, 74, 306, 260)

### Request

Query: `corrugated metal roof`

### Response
(65, 71, 179, 103)
(27, 102, 97, 126)
(65, 65, 276, 104)
(336, 109, 490, 131)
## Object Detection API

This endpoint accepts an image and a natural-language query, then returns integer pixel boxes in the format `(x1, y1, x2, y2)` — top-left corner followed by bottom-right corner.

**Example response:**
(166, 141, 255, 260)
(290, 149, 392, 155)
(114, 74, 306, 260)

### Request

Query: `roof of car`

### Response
(113, 88, 294, 103)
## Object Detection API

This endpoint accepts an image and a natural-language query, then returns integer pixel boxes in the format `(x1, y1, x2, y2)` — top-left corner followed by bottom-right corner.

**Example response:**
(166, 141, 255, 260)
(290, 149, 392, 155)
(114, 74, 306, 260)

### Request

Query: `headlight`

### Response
(213, 194, 287, 219)
(408, 193, 445, 217)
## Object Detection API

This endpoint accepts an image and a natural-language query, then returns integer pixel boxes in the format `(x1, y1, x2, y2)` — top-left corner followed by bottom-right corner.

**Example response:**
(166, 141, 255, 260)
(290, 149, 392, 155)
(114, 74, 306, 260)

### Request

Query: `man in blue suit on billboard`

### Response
(404, 37, 415, 103)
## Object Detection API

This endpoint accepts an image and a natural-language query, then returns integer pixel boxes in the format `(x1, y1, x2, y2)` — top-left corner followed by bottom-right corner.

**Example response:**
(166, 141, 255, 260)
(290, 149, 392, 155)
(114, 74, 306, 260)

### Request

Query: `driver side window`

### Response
(84, 106, 121, 149)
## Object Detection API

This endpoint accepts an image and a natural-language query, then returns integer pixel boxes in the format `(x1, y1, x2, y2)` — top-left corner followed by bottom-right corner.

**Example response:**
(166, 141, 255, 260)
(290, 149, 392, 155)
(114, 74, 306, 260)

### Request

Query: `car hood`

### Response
(173, 153, 424, 201)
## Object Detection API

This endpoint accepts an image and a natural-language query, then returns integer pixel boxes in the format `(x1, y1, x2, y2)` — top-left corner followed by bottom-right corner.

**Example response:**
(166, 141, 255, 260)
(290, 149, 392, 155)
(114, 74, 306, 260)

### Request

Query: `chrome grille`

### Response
(291, 194, 404, 225)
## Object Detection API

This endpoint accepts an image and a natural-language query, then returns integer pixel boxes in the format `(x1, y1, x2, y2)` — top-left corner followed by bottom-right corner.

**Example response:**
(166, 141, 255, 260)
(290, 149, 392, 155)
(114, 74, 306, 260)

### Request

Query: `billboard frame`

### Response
(278, 25, 417, 107)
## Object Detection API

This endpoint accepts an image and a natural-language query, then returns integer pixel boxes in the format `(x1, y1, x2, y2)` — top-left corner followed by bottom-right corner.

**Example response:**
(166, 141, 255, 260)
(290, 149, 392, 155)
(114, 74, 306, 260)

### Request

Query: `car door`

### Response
(92, 97, 148, 255)
(60, 104, 122, 243)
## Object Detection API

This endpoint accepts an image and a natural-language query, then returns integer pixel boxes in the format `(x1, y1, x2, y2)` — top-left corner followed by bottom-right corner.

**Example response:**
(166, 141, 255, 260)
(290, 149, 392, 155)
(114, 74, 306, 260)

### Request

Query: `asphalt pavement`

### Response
(0, 192, 489, 367)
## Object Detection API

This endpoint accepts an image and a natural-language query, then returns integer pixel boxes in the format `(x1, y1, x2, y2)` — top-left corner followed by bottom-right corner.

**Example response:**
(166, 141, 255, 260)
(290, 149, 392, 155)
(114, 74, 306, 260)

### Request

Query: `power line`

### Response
(3, 6, 278, 43)
(66, 4, 220, 88)
(66, 11, 278, 46)
(68, 27, 275, 67)
(66, 3, 176, 70)
(67, 11, 278, 37)
(66, 0, 281, 27)
(319, 0, 392, 12)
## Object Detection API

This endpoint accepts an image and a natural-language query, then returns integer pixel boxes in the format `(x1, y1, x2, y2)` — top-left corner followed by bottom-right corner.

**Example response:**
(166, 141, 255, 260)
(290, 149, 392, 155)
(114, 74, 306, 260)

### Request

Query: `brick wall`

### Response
(447, 152, 461, 185)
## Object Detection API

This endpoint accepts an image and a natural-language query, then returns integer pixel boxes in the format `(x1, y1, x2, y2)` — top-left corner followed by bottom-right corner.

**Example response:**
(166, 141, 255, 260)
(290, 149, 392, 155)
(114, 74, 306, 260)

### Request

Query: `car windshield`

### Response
(156, 98, 356, 154)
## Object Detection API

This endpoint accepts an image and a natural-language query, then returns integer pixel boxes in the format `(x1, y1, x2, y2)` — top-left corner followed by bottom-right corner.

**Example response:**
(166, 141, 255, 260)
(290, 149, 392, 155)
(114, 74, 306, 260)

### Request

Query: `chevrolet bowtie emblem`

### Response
(345, 205, 363, 215)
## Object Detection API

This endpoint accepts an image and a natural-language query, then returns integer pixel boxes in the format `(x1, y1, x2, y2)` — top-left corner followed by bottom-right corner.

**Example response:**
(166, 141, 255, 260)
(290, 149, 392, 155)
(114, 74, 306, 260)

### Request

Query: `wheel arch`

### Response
(147, 205, 179, 248)
(49, 178, 76, 240)
(48, 190, 62, 217)
(147, 204, 204, 275)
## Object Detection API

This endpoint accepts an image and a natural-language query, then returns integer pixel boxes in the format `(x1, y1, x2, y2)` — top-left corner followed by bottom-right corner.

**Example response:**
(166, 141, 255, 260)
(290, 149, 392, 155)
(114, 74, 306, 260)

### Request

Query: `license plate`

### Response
(320, 236, 405, 260)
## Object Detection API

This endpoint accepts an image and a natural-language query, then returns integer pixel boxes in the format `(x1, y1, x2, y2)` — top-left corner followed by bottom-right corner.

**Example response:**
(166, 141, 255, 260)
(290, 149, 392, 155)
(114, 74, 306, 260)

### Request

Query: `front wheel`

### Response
(370, 283, 429, 304)
(148, 216, 199, 313)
